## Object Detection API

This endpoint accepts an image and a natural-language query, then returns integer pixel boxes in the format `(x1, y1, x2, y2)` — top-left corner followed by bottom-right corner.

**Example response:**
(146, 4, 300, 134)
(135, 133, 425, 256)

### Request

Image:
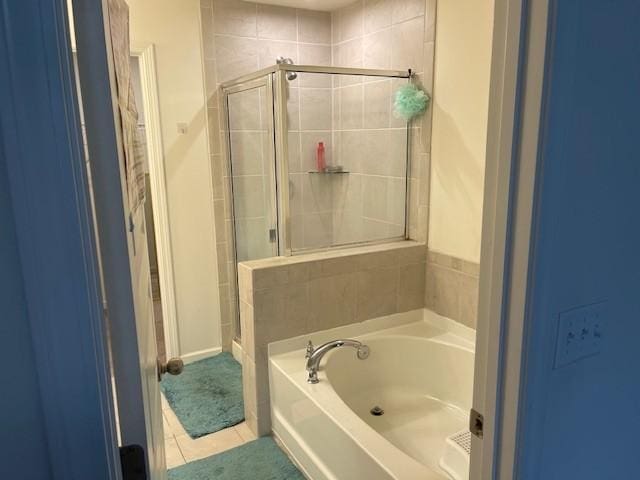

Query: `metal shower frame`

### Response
(221, 63, 413, 258)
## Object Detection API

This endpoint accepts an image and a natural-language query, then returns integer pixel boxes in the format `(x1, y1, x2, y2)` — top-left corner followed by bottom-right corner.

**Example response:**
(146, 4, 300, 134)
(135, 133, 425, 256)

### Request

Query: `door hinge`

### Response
(120, 444, 147, 480)
(269, 228, 277, 243)
(470, 408, 484, 439)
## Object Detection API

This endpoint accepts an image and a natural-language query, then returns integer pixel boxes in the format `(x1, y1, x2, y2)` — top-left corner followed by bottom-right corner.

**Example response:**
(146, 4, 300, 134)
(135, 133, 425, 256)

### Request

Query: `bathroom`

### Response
(199, 0, 491, 478)
(70, 0, 493, 478)
(8, 0, 640, 478)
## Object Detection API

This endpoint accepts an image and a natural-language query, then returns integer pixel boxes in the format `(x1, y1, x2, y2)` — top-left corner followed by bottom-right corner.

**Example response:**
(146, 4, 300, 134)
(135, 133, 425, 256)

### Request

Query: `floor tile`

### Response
(163, 413, 173, 440)
(175, 427, 244, 463)
(234, 422, 257, 442)
(165, 437, 186, 469)
(163, 404, 188, 437)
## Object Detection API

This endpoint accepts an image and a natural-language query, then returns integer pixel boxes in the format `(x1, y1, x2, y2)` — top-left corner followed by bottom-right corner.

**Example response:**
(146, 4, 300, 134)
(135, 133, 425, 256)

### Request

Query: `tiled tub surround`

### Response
(269, 309, 475, 480)
(238, 241, 427, 435)
(199, 0, 437, 344)
(425, 251, 480, 329)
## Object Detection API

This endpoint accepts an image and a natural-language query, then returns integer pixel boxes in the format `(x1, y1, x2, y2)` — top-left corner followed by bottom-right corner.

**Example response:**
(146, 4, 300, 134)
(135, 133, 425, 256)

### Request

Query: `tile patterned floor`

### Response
(162, 394, 256, 468)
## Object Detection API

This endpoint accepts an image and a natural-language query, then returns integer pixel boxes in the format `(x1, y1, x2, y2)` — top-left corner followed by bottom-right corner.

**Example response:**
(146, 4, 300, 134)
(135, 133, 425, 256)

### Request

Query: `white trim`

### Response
(231, 340, 243, 364)
(130, 43, 180, 359)
(181, 347, 222, 365)
(471, 0, 551, 478)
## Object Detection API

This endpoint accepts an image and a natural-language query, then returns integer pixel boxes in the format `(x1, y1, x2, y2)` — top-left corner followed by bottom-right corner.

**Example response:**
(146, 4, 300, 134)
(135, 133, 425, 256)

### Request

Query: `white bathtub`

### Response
(269, 309, 475, 480)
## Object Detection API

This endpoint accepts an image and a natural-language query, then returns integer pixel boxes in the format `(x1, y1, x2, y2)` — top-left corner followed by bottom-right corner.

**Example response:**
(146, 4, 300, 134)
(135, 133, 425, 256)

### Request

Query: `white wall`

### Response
(428, 0, 494, 263)
(128, 0, 221, 357)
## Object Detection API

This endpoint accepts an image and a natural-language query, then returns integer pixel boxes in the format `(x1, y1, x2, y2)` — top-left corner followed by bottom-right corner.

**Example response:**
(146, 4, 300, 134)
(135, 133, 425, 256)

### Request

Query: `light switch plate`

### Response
(554, 301, 607, 369)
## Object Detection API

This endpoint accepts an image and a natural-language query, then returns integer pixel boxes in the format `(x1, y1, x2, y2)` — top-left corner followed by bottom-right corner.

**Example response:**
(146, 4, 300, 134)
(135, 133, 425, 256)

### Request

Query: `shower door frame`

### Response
(222, 74, 280, 340)
(222, 63, 413, 257)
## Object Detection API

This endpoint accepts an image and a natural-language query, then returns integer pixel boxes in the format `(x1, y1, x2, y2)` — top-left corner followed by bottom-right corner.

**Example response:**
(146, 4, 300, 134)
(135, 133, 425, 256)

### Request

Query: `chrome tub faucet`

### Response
(305, 339, 370, 384)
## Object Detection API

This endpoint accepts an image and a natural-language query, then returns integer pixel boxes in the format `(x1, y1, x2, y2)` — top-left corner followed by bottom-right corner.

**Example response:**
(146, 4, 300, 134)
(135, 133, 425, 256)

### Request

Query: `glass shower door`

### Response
(225, 76, 278, 339)
(226, 78, 279, 263)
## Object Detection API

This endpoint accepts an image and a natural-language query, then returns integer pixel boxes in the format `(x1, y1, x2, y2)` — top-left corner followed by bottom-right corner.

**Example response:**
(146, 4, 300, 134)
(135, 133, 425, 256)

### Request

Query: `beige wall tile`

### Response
(338, 84, 364, 130)
(239, 300, 255, 358)
(286, 86, 300, 131)
(229, 131, 264, 175)
(364, 80, 391, 128)
(356, 265, 399, 320)
(425, 263, 460, 320)
(364, 0, 393, 34)
(392, 0, 425, 24)
(253, 284, 309, 344)
(307, 272, 358, 331)
(214, 0, 257, 36)
(398, 262, 426, 311)
(335, 37, 363, 68)
(363, 29, 392, 70)
(336, 1, 364, 42)
(298, 46, 332, 87)
(302, 174, 333, 213)
(391, 17, 425, 72)
(303, 212, 333, 248)
(242, 354, 257, 416)
(257, 39, 298, 69)
(252, 265, 289, 290)
(459, 272, 479, 329)
(297, 9, 332, 44)
(299, 88, 333, 131)
(257, 4, 297, 41)
(215, 35, 258, 83)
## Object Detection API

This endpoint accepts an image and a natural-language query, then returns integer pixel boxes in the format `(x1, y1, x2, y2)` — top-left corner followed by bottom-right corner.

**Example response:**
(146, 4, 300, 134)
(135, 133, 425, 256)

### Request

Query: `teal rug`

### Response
(168, 438, 305, 480)
(161, 352, 244, 438)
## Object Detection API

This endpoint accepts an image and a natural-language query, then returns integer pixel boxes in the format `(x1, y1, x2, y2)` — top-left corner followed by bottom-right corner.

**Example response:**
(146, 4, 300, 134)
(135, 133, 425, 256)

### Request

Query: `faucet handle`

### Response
(305, 340, 315, 359)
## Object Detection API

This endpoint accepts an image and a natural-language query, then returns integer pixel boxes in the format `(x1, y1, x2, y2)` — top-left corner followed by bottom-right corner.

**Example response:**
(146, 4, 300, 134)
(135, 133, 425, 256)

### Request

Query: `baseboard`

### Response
(180, 346, 222, 365)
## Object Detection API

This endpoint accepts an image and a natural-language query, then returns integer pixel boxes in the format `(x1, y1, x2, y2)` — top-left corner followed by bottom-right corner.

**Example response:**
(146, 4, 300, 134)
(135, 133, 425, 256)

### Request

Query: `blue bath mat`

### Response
(167, 437, 305, 480)
(161, 352, 244, 438)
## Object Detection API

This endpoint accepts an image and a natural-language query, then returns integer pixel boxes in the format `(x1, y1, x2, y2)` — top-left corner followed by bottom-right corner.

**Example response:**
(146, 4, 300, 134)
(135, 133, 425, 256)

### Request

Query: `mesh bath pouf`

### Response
(394, 83, 431, 121)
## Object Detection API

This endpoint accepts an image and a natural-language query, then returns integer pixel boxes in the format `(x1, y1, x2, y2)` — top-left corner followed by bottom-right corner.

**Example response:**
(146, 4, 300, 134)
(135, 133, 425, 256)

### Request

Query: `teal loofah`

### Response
(394, 84, 431, 121)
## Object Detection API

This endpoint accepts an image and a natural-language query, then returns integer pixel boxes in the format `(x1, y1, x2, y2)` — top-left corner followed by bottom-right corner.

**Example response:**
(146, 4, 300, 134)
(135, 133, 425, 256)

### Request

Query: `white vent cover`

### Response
(450, 430, 472, 455)
(440, 430, 471, 480)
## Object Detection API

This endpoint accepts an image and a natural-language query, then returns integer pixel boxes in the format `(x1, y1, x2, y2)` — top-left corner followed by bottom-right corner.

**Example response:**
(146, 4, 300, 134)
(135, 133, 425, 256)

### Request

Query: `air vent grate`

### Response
(450, 430, 471, 455)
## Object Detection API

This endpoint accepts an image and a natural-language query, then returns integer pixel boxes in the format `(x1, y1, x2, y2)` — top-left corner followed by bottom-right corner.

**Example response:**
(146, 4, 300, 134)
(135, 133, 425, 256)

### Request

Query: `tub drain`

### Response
(370, 406, 384, 416)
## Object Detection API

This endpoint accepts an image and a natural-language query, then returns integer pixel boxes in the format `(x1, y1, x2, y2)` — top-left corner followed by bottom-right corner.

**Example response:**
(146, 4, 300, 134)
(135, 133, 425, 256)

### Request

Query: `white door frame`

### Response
(471, 0, 551, 478)
(130, 42, 180, 359)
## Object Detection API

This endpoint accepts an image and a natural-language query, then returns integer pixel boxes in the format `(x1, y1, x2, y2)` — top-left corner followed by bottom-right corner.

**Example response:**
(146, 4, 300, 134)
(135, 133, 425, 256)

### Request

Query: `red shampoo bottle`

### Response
(316, 142, 326, 172)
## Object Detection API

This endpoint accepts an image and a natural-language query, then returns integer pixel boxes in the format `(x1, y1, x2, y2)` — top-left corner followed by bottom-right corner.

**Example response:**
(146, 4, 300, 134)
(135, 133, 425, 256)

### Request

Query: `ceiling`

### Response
(252, 0, 355, 12)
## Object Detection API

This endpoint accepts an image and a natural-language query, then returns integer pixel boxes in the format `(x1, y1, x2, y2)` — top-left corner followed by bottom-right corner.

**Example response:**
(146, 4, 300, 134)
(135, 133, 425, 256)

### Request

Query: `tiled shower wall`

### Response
(199, 0, 436, 347)
(331, 0, 435, 244)
(200, 0, 333, 349)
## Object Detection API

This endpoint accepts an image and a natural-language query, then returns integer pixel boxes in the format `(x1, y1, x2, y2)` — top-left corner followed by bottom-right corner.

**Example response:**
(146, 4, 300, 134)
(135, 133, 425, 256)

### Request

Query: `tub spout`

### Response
(305, 339, 370, 384)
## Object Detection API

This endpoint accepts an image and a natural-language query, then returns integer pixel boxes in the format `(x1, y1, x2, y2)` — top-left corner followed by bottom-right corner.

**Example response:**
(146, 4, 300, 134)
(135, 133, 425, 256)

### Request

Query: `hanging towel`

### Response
(107, 0, 146, 214)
